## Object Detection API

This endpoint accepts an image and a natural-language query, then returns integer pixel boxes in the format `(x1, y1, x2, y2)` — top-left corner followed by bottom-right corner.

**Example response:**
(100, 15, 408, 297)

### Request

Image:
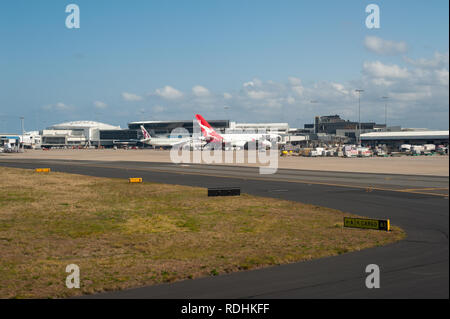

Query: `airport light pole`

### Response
(355, 90, 364, 145)
(94, 111, 102, 149)
(309, 100, 319, 136)
(382, 96, 389, 129)
(20, 116, 24, 151)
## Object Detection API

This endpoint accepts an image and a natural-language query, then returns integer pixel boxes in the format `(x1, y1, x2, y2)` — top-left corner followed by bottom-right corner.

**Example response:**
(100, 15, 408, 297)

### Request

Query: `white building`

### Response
(229, 122, 290, 144)
(229, 122, 289, 134)
(361, 130, 449, 148)
(41, 121, 121, 148)
(21, 131, 41, 149)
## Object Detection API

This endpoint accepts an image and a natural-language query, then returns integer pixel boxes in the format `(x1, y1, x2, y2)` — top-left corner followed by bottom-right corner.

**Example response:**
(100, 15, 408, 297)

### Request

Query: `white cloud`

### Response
(93, 101, 107, 109)
(286, 96, 295, 104)
(110, 52, 447, 129)
(43, 102, 72, 111)
(331, 83, 349, 95)
(154, 86, 183, 99)
(243, 81, 255, 88)
(287, 77, 304, 96)
(363, 61, 410, 79)
(292, 85, 304, 96)
(371, 78, 394, 86)
(224, 53, 446, 127)
(122, 92, 143, 102)
(243, 78, 262, 88)
(355, 52, 448, 127)
(404, 52, 449, 68)
(55, 102, 69, 110)
(192, 85, 210, 97)
(435, 69, 449, 86)
(288, 77, 302, 86)
(247, 90, 272, 100)
(390, 92, 431, 102)
(364, 36, 408, 55)
(264, 99, 283, 108)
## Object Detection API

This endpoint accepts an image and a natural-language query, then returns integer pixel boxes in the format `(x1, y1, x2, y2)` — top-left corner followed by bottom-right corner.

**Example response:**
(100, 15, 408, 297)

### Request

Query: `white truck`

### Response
(400, 144, 411, 152)
(310, 147, 325, 157)
(410, 145, 425, 155)
(343, 145, 357, 158)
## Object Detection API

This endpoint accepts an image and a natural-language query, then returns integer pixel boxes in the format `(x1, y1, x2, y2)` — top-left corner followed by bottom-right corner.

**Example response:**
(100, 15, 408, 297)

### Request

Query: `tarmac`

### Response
(2, 149, 449, 176)
(0, 157, 448, 298)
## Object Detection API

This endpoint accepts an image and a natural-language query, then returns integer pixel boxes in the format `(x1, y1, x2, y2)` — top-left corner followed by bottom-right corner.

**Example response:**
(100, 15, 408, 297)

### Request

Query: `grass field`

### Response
(0, 167, 405, 298)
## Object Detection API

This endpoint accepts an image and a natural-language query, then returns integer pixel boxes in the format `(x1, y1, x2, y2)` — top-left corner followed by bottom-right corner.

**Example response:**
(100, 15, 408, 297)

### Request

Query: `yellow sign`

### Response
(129, 178, 143, 183)
(344, 217, 390, 231)
(35, 168, 51, 173)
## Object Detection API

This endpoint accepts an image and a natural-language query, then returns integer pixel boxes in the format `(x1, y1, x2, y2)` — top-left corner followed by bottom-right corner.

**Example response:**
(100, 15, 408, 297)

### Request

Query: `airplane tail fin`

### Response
(140, 125, 151, 141)
(195, 114, 223, 141)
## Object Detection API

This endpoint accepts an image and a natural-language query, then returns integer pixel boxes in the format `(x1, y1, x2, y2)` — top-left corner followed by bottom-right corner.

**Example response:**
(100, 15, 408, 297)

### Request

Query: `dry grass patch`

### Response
(0, 167, 405, 298)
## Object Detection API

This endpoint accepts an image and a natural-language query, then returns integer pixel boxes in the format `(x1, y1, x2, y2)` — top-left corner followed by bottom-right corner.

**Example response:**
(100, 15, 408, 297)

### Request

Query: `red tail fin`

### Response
(195, 114, 223, 142)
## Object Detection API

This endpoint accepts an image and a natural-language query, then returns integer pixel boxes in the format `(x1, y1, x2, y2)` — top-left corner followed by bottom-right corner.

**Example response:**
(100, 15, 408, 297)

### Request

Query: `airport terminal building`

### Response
(40, 121, 121, 148)
(28, 119, 291, 148)
(303, 115, 387, 142)
(99, 120, 230, 147)
(23, 115, 449, 150)
(99, 120, 291, 147)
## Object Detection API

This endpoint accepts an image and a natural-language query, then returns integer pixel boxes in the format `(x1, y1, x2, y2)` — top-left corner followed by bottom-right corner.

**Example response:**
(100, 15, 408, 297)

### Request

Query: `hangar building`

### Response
(361, 130, 449, 149)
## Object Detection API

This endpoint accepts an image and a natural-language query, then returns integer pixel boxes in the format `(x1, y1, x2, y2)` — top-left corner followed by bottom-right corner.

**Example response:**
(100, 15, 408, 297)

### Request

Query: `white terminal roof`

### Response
(233, 123, 289, 129)
(361, 130, 449, 140)
(233, 123, 288, 127)
(48, 121, 121, 130)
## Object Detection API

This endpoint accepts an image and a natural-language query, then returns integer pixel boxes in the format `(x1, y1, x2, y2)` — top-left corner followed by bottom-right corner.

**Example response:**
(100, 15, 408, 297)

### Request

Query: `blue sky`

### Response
(0, 0, 448, 132)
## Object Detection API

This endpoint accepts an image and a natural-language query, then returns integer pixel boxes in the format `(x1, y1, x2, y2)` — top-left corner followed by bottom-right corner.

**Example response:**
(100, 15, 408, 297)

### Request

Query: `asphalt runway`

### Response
(0, 158, 448, 298)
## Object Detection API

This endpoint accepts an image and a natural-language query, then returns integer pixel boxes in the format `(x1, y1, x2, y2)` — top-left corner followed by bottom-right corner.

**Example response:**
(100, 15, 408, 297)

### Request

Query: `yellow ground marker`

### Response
(35, 168, 51, 173)
(129, 177, 143, 183)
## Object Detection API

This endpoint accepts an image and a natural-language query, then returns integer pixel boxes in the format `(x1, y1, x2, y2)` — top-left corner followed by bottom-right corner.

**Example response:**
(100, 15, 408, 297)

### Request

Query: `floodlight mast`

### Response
(382, 96, 389, 129)
(355, 89, 364, 145)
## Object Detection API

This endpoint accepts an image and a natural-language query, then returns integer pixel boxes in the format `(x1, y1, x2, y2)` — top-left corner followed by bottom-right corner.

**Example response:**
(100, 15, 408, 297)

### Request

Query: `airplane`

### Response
(195, 114, 282, 150)
(140, 125, 199, 149)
